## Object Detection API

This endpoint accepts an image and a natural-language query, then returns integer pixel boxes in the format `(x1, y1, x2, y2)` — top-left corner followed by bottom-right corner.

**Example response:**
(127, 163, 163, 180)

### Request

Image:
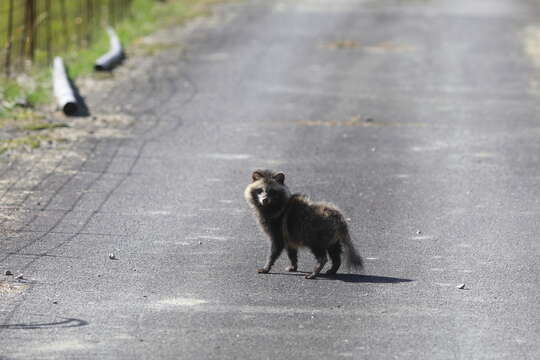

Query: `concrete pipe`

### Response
(95, 27, 124, 71)
(52, 57, 78, 116)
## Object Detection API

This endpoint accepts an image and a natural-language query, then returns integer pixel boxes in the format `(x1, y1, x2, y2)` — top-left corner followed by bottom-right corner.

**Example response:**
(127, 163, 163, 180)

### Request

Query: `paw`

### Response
(257, 268, 270, 274)
(325, 269, 338, 275)
(305, 273, 317, 279)
(285, 266, 297, 272)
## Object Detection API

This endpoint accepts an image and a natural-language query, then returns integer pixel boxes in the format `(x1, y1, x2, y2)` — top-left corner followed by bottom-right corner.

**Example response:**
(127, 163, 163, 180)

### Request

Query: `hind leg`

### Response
(285, 247, 298, 272)
(305, 248, 327, 279)
(325, 242, 342, 275)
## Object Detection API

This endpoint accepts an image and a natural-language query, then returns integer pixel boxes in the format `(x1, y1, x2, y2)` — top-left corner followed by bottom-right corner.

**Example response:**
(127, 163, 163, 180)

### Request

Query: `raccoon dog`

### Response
(244, 169, 363, 279)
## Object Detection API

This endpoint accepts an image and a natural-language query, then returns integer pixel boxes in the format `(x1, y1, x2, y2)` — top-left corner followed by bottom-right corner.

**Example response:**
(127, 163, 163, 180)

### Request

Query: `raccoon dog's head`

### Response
(244, 169, 291, 214)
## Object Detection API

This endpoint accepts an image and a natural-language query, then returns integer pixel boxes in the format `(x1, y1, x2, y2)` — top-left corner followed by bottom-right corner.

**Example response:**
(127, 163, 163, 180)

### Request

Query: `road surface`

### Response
(1, 0, 539, 358)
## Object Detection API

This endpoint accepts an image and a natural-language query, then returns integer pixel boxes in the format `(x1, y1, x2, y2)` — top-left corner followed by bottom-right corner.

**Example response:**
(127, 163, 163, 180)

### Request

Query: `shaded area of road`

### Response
(1, 0, 540, 358)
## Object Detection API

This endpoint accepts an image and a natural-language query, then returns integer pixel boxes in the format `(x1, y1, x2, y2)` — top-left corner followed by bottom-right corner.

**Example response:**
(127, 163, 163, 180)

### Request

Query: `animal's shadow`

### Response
(273, 271, 412, 283)
(67, 77, 90, 117)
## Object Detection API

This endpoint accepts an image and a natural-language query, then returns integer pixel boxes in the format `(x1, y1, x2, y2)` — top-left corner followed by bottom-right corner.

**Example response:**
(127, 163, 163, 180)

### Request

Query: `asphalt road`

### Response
(1, 0, 540, 359)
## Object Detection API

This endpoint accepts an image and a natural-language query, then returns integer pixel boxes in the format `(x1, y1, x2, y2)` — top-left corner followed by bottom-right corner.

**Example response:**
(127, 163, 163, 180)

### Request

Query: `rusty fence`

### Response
(0, 0, 136, 77)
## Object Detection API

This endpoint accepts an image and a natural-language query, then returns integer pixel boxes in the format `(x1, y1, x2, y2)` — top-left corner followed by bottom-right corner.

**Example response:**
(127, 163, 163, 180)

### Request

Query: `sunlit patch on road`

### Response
(410, 141, 450, 152)
(219, 200, 234, 204)
(524, 26, 540, 68)
(410, 235, 434, 241)
(31, 339, 93, 352)
(153, 297, 208, 308)
(0, 280, 28, 295)
(273, 0, 363, 14)
(186, 235, 230, 241)
(473, 152, 496, 158)
(263, 159, 287, 165)
(202, 153, 252, 160)
(146, 210, 171, 216)
(175, 241, 191, 246)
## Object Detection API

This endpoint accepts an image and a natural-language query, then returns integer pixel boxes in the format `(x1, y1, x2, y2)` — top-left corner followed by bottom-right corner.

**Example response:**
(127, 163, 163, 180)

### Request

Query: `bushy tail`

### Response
(341, 230, 364, 272)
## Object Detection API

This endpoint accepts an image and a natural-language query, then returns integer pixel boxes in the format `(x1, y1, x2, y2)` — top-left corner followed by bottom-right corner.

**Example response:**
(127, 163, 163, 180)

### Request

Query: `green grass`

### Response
(63, 0, 225, 78)
(0, 76, 46, 104)
(0, 73, 51, 124)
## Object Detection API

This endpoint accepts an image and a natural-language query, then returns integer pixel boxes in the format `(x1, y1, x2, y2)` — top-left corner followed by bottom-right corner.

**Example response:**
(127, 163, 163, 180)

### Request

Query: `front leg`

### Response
(258, 240, 284, 274)
(285, 247, 298, 272)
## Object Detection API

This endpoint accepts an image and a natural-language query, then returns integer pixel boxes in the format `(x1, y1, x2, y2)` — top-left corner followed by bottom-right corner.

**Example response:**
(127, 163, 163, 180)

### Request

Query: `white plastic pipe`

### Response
(52, 57, 78, 116)
(95, 27, 124, 71)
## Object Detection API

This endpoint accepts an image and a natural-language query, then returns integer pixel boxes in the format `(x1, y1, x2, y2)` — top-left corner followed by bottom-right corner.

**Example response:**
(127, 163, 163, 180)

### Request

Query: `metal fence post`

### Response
(59, 0, 69, 53)
(86, 0, 93, 45)
(5, 0, 15, 76)
(46, 0, 52, 64)
(25, 0, 36, 62)
(109, 0, 116, 26)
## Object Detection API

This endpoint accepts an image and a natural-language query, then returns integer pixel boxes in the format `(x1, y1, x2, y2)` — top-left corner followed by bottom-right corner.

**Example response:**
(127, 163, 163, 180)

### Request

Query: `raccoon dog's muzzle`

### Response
(257, 191, 270, 206)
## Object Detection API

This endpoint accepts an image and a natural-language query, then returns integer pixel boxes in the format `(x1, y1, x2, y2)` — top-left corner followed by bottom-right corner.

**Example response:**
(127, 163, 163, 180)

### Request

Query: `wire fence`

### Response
(0, 0, 136, 77)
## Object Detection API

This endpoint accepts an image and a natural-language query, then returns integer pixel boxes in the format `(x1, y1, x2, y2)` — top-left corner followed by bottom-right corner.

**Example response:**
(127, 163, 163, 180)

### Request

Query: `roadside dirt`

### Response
(0, 2, 233, 278)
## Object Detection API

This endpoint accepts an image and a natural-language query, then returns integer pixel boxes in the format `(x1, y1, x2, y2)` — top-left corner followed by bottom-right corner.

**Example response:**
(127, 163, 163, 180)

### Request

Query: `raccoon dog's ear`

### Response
(273, 172, 285, 184)
(252, 171, 264, 182)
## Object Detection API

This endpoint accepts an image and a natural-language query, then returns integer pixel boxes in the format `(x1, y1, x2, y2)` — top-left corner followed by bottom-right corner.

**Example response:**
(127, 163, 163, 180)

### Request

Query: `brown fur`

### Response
(244, 169, 363, 279)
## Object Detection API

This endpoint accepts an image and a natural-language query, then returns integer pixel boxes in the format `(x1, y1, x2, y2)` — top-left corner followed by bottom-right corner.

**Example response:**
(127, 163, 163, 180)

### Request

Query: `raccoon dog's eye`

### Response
(254, 188, 263, 194)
